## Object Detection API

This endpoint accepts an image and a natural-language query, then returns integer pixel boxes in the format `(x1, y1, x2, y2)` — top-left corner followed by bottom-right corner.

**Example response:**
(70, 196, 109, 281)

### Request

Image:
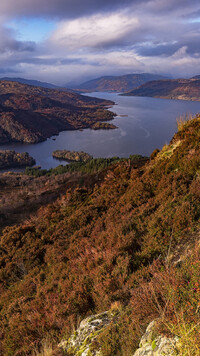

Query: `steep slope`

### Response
(123, 77, 200, 101)
(0, 81, 114, 144)
(75, 73, 167, 92)
(0, 115, 199, 355)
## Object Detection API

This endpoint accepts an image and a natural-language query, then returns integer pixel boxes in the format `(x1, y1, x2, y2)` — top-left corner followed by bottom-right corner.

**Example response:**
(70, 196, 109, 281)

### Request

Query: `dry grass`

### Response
(165, 311, 200, 356)
(110, 301, 123, 313)
(176, 113, 193, 131)
(32, 337, 54, 356)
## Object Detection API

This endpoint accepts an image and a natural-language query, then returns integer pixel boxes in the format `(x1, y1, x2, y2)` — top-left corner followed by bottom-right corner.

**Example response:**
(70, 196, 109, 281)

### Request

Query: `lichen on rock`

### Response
(133, 320, 179, 356)
(58, 311, 114, 356)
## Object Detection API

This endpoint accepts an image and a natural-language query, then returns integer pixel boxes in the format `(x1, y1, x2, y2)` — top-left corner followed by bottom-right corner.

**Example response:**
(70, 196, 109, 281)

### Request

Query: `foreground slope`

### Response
(123, 77, 200, 101)
(0, 81, 114, 144)
(75, 73, 167, 92)
(0, 116, 200, 355)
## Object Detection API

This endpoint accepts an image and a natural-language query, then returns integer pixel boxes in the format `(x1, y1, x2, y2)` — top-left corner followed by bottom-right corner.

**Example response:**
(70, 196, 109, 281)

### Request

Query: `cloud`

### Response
(0, 0, 200, 84)
(49, 13, 139, 50)
(0, 0, 140, 20)
(0, 67, 22, 74)
(0, 25, 36, 53)
(0, 0, 199, 20)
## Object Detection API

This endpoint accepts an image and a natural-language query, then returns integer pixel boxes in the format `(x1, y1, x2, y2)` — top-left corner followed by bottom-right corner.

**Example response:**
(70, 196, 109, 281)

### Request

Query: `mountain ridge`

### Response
(0, 77, 62, 90)
(123, 77, 200, 101)
(72, 73, 168, 92)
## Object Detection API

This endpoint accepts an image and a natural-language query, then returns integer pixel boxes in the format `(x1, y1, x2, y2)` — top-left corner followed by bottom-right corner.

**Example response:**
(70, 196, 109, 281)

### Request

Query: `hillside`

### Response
(0, 81, 115, 144)
(75, 73, 167, 92)
(0, 115, 199, 355)
(123, 77, 200, 101)
(0, 77, 61, 89)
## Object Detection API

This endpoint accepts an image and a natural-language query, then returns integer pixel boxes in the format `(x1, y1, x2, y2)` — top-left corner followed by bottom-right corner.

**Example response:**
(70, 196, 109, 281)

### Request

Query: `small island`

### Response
(0, 150, 36, 169)
(52, 150, 93, 163)
(91, 122, 117, 130)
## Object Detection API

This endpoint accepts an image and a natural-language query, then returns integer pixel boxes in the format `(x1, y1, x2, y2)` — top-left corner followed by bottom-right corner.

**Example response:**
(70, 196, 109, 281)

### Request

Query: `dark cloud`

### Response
(135, 32, 200, 57)
(0, 67, 22, 74)
(145, 0, 199, 13)
(0, 0, 140, 19)
(0, 26, 36, 53)
(1, 0, 199, 20)
(20, 57, 89, 65)
(183, 7, 200, 18)
(136, 43, 179, 57)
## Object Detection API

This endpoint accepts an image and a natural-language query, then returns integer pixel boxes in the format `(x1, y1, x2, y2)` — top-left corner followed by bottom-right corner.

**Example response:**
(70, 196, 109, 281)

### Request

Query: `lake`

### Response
(1, 92, 200, 170)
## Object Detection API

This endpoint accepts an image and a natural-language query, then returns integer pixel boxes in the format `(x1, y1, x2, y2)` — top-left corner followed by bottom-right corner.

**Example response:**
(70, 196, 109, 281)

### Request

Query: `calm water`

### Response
(1, 93, 200, 170)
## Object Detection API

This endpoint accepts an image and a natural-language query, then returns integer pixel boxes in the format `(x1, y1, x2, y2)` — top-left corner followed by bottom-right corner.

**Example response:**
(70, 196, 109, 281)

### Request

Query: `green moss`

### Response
(67, 346, 77, 354)
(82, 336, 90, 346)
(86, 350, 93, 356)
(77, 345, 87, 355)
(152, 340, 157, 350)
(157, 141, 181, 161)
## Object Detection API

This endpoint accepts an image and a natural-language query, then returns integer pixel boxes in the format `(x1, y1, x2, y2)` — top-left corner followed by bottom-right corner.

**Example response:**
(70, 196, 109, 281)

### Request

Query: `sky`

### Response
(0, 0, 200, 85)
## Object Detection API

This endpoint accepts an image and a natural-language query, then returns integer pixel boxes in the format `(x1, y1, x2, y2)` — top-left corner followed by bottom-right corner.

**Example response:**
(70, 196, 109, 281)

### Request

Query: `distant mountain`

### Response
(192, 75, 200, 79)
(0, 80, 114, 144)
(123, 77, 200, 101)
(0, 77, 62, 90)
(73, 73, 168, 92)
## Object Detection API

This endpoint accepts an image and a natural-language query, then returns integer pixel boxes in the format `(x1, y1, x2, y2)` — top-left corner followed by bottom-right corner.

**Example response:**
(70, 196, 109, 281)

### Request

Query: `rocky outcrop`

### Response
(0, 150, 35, 169)
(52, 150, 93, 162)
(58, 316, 179, 356)
(133, 321, 179, 356)
(58, 311, 113, 355)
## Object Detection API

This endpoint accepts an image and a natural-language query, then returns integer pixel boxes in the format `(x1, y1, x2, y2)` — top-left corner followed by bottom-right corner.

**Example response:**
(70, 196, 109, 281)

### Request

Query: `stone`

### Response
(133, 320, 179, 356)
(58, 311, 113, 356)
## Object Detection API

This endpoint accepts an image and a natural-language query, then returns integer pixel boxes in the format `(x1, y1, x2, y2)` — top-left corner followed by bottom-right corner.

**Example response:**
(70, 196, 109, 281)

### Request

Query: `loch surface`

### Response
(1, 92, 200, 170)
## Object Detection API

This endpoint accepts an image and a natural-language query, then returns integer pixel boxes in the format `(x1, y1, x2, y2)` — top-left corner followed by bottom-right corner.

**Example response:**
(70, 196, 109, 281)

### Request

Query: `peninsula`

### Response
(0, 80, 115, 145)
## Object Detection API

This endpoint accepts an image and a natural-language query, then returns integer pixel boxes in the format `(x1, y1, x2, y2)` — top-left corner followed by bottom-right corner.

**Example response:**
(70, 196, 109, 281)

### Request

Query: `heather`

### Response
(0, 81, 115, 144)
(0, 115, 200, 355)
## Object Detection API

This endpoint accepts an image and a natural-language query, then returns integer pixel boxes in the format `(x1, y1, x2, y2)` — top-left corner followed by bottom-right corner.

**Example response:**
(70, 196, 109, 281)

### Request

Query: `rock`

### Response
(58, 311, 113, 355)
(133, 320, 179, 356)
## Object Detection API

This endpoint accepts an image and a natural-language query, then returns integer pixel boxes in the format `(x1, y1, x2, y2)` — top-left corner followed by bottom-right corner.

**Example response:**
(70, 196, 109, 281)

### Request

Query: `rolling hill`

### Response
(0, 80, 114, 144)
(123, 77, 200, 101)
(0, 77, 61, 89)
(73, 73, 168, 92)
